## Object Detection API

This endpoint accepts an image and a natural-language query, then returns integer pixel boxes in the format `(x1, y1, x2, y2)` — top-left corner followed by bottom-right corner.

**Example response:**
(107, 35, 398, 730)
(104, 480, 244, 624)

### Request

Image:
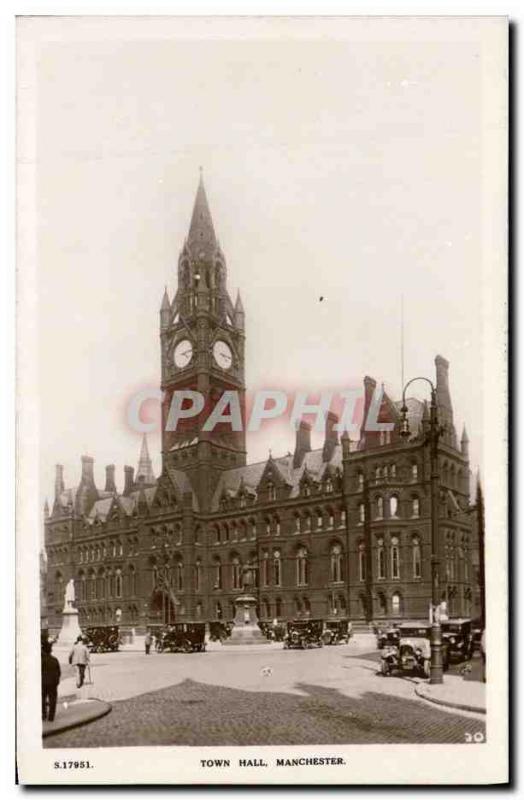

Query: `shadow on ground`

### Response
(44, 677, 485, 748)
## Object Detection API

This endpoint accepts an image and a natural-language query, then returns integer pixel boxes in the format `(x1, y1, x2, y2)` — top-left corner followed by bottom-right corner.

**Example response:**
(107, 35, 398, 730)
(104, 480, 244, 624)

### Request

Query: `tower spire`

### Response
(187, 171, 217, 259)
(136, 434, 155, 485)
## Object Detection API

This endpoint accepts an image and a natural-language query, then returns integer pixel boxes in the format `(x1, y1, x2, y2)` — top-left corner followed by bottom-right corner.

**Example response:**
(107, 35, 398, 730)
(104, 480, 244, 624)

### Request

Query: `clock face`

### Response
(213, 340, 233, 370)
(173, 339, 193, 368)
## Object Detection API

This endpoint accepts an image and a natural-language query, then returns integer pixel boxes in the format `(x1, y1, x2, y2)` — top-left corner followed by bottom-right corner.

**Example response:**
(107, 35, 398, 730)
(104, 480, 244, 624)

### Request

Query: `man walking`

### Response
(144, 629, 152, 655)
(69, 635, 90, 688)
(41, 640, 61, 722)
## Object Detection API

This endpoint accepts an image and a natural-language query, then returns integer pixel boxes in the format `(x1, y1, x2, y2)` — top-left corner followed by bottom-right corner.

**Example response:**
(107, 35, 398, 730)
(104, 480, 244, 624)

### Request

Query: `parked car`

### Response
(283, 619, 324, 649)
(441, 618, 474, 662)
(470, 618, 484, 654)
(85, 625, 120, 653)
(156, 622, 206, 653)
(376, 623, 400, 650)
(380, 622, 449, 678)
(208, 620, 233, 642)
(322, 619, 353, 645)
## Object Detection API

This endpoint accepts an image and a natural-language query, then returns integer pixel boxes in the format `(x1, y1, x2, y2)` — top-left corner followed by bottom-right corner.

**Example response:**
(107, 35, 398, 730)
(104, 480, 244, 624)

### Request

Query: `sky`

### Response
(23, 16, 502, 505)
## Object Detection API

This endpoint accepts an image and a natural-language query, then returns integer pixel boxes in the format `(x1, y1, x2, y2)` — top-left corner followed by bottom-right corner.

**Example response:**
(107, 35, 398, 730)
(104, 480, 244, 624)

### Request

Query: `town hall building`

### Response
(43, 176, 479, 636)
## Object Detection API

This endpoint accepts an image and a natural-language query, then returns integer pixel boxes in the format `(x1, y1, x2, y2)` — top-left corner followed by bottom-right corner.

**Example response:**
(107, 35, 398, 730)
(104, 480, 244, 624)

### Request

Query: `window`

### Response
(340, 509, 347, 527)
(267, 481, 276, 502)
(265, 517, 271, 536)
(376, 497, 384, 519)
(273, 550, 282, 586)
(304, 513, 312, 532)
(328, 511, 335, 529)
(325, 479, 333, 494)
(375, 466, 381, 479)
(250, 519, 257, 539)
(303, 483, 311, 497)
(294, 514, 301, 533)
(317, 511, 323, 529)
(239, 520, 247, 540)
(389, 495, 399, 517)
(115, 569, 123, 598)
(176, 560, 184, 591)
(391, 536, 400, 579)
(261, 551, 269, 586)
(215, 525, 221, 544)
(274, 516, 281, 536)
(275, 597, 282, 617)
(358, 503, 365, 524)
(358, 472, 364, 491)
(412, 497, 420, 518)
(128, 565, 136, 596)
(411, 463, 418, 481)
(213, 558, 222, 589)
(412, 537, 422, 579)
(296, 547, 308, 586)
(231, 556, 242, 590)
(223, 523, 229, 542)
(377, 539, 386, 579)
(330, 543, 343, 583)
(390, 464, 396, 478)
(195, 559, 202, 592)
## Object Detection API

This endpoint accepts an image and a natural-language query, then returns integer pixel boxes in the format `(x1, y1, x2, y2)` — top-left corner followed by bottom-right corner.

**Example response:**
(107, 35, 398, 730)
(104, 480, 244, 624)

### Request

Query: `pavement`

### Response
(415, 675, 486, 714)
(43, 697, 112, 738)
(44, 636, 486, 747)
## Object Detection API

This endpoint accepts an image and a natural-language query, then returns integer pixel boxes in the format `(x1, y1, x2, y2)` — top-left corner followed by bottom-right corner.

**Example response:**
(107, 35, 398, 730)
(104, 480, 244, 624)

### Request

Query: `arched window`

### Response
(328, 510, 335, 529)
(213, 557, 222, 589)
(391, 536, 400, 579)
(249, 518, 257, 539)
(412, 537, 422, 579)
(223, 523, 229, 542)
(296, 547, 308, 586)
(239, 520, 247, 540)
(274, 515, 281, 536)
(411, 463, 418, 481)
(390, 463, 397, 478)
(267, 481, 276, 502)
(358, 503, 365, 524)
(304, 513, 311, 532)
(376, 496, 384, 519)
(316, 510, 323, 529)
(231, 555, 242, 590)
(358, 472, 364, 491)
(330, 543, 343, 583)
(294, 514, 301, 533)
(377, 591, 387, 616)
(389, 495, 399, 517)
(273, 550, 282, 586)
(377, 538, 386, 579)
(325, 478, 333, 494)
(97, 568, 105, 599)
(127, 565, 136, 596)
(195, 559, 202, 592)
(358, 543, 366, 581)
(215, 525, 221, 544)
(391, 592, 401, 615)
(303, 483, 311, 497)
(340, 508, 347, 527)
(412, 497, 420, 518)
(261, 551, 269, 586)
(263, 598, 271, 618)
(375, 466, 381, 479)
(265, 517, 271, 536)
(231, 521, 238, 541)
(78, 571, 86, 602)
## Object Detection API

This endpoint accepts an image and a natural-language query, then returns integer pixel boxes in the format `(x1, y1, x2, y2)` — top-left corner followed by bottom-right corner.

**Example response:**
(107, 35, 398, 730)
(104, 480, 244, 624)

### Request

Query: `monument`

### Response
(223, 563, 270, 646)
(55, 578, 83, 648)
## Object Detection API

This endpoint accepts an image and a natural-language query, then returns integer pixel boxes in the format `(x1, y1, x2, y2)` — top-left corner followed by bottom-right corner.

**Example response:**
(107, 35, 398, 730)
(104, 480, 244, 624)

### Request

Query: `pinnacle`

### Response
(187, 172, 217, 256)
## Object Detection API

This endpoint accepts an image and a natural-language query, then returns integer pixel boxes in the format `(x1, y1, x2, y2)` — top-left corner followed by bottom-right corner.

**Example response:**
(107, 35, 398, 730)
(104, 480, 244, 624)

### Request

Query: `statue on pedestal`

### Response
(63, 578, 76, 611)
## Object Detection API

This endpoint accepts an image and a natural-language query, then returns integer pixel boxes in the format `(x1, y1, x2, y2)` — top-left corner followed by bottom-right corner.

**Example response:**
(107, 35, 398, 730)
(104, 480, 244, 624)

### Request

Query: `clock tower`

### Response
(159, 173, 247, 510)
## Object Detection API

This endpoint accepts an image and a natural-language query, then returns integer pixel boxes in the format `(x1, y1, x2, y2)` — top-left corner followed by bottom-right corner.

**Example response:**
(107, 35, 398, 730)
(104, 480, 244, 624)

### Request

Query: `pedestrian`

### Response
(68, 635, 90, 688)
(144, 629, 152, 655)
(41, 640, 61, 722)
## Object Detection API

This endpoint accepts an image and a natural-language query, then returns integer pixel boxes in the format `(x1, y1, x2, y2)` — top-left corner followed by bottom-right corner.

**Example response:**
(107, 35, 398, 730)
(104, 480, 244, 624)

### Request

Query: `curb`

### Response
(414, 684, 486, 715)
(43, 698, 112, 738)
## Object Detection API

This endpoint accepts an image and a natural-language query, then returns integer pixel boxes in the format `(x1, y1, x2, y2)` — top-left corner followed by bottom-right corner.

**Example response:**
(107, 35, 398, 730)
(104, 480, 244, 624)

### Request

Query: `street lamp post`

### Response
(399, 377, 444, 685)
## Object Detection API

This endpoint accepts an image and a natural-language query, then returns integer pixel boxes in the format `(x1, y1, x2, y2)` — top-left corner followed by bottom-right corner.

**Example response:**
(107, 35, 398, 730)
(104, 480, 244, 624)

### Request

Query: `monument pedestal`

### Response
(55, 607, 82, 649)
(223, 594, 270, 646)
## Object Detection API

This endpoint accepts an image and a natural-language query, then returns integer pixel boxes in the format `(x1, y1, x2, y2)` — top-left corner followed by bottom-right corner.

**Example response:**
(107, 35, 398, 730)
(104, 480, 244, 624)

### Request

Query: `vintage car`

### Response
(322, 619, 353, 645)
(380, 622, 449, 678)
(376, 623, 400, 650)
(470, 618, 484, 653)
(441, 618, 474, 662)
(283, 619, 324, 649)
(208, 620, 233, 643)
(259, 621, 286, 642)
(85, 625, 120, 653)
(156, 622, 206, 653)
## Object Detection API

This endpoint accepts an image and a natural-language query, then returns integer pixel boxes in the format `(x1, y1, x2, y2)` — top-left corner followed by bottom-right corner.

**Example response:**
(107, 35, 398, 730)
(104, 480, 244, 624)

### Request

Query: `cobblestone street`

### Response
(45, 644, 485, 747)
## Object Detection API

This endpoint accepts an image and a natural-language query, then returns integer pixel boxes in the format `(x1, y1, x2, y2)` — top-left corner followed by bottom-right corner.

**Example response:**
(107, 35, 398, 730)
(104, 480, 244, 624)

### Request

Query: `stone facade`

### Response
(43, 177, 480, 635)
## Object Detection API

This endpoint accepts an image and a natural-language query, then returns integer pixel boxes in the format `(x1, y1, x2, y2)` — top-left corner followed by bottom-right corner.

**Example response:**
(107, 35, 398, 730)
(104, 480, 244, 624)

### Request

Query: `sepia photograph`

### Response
(15, 13, 508, 784)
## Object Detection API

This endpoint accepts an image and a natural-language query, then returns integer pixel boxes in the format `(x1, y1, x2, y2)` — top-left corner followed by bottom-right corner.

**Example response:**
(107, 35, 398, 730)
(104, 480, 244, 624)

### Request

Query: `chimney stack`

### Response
(322, 411, 339, 462)
(81, 455, 95, 483)
(123, 465, 135, 496)
(435, 355, 456, 447)
(105, 464, 117, 493)
(293, 420, 312, 469)
(54, 464, 64, 499)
